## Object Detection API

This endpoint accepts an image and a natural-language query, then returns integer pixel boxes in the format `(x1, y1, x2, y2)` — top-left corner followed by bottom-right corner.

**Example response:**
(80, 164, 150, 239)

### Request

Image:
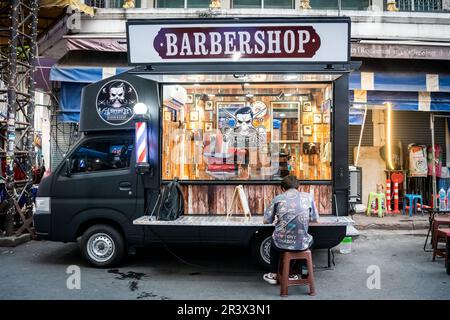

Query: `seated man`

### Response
(263, 175, 319, 284)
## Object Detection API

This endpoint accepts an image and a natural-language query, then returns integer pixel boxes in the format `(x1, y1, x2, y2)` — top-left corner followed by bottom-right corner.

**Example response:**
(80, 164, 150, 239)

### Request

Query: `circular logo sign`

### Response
(96, 80, 138, 126)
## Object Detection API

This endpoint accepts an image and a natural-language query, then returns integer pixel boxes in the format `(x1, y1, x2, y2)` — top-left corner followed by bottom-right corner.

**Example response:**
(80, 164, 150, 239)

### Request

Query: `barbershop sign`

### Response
(127, 18, 350, 64)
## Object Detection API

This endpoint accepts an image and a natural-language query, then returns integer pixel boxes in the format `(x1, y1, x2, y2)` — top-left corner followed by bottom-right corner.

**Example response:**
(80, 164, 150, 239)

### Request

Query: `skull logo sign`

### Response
(222, 106, 267, 150)
(96, 80, 138, 125)
(109, 82, 126, 109)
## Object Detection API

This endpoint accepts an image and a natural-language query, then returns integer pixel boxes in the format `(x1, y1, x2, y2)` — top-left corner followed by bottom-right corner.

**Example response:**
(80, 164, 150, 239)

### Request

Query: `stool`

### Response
(278, 250, 316, 297)
(432, 217, 450, 256)
(432, 228, 450, 274)
(367, 192, 386, 218)
(403, 194, 423, 217)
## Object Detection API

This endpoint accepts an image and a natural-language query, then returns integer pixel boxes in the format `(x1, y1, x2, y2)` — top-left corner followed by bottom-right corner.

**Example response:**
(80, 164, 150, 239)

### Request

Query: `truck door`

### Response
(50, 135, 142, 243)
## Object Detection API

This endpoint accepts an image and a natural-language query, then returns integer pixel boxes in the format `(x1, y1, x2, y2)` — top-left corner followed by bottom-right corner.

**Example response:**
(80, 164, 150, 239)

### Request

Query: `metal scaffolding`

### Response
(0, 0, 38, 237)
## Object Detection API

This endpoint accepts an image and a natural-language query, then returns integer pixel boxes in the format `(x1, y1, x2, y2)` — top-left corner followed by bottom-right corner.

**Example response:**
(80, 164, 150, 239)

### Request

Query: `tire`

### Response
(80, 224, 125, 268)
(251, 232, 272, 271)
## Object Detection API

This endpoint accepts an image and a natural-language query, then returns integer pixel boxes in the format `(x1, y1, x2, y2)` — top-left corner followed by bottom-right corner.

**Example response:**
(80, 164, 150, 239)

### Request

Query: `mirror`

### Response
(271, 101, 301, 143)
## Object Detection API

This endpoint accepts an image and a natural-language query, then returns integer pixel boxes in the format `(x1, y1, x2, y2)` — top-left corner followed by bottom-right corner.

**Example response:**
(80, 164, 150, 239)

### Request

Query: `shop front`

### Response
(126, 17, 355, 217)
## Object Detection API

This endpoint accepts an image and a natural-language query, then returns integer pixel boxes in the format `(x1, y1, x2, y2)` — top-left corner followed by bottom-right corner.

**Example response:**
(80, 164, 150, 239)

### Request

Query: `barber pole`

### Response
(386, 179, 392, 214)
(392, 182, 400, 214)
(135, 121, 148, 164)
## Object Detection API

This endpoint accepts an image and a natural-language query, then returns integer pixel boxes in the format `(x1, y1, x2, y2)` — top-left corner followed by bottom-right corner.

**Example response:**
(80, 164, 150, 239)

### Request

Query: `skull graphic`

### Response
(108, 82, 126, 108)
(235, 107, 254, 135)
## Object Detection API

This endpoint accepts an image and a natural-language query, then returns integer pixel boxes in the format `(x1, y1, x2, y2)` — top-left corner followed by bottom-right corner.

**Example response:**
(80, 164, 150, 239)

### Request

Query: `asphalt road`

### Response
(0, 230, 449, 300)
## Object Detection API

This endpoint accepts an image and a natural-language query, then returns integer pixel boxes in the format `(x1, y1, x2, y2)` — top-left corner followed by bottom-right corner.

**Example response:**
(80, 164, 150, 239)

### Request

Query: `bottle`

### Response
(447, 188, 450, 211)
(339, 237, 352, 254)
(439, 188, 446, 211)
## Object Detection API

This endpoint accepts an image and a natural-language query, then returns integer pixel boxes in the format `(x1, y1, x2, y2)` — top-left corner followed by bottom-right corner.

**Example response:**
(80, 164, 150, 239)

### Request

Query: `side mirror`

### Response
(65, 158, 72, 177)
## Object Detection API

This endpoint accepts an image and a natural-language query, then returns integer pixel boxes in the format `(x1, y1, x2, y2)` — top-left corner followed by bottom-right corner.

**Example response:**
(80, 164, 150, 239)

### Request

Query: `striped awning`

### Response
(349, 72, 450, 112)
(349, 72, 450, 125)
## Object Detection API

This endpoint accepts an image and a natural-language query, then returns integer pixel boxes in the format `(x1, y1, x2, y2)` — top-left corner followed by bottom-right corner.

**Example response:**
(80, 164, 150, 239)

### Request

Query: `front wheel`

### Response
(80, 224, 125, 268)
(251, 232, 272, 270)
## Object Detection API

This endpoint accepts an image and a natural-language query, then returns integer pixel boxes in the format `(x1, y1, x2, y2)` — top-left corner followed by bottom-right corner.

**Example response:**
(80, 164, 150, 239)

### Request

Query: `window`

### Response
(162, 82, 332, 181)
(233, 0, 261, 8)
(310, 0, 370, 10)
(86, 0, 142, 8)
(156, 0, 210, 8)
(232, 0, 293, 8)
(69, 139, 133, 174)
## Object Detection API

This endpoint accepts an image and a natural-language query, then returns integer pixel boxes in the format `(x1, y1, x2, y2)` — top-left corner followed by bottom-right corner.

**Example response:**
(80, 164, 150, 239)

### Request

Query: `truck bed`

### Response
(133, 215, 354, 227)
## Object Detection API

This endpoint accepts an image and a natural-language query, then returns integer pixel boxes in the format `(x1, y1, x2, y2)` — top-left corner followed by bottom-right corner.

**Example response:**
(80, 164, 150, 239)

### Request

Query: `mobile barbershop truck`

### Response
(34, 17, 356, 268)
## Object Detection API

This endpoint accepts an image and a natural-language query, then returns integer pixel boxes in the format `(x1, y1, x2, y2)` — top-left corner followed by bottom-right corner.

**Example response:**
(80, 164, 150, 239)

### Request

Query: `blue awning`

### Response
(51, 66, 131, 122)
(349, 71, 450, 125)
(349, 72, 450, 92)
(50, 66, 131, 83)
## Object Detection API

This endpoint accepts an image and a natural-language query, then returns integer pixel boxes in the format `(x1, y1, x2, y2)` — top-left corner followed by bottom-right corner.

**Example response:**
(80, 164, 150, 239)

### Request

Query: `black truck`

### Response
(34, 17, 354, 269)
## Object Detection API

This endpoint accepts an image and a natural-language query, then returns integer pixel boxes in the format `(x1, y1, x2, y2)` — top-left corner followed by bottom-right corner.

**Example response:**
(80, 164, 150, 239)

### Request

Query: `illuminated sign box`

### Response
(127, 18, 350, 65)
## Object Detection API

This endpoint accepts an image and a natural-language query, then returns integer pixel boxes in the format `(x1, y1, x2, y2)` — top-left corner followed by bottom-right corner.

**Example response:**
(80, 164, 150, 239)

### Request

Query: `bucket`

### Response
(339, 236, 352, 254)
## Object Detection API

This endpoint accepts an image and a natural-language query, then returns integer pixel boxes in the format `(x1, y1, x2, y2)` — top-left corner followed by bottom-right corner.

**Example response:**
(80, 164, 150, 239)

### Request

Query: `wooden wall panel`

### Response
(182, 184, 332, 215)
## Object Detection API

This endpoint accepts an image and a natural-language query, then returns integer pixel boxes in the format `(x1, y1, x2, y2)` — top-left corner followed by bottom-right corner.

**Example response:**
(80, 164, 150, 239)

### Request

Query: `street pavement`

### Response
(0, 229, 449, 300)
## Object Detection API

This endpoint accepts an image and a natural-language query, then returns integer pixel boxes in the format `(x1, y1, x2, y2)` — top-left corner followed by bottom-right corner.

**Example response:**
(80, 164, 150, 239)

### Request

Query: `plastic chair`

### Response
(403, 194, 423, 217)
(367, 192, 386, 218)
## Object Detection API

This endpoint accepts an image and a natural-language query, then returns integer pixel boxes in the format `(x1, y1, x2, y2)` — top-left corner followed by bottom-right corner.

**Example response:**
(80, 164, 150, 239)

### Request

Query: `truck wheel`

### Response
(251, 232, 272, 271)
(80, 224, 125, 268)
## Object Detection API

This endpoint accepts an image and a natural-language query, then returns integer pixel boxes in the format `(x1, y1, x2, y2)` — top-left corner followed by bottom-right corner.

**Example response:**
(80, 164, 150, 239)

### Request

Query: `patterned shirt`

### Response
(264, 188, 319, 250)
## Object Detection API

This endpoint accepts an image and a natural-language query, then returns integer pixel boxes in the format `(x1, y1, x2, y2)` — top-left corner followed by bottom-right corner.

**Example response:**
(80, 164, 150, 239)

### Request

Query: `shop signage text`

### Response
(154, 26, 320, 60)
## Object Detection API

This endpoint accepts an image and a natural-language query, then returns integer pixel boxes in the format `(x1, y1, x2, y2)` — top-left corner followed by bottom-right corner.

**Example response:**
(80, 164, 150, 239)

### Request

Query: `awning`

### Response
(349, 72, 450, 92)
(349, 71, 450, 125)
(50, 66, 130, 122)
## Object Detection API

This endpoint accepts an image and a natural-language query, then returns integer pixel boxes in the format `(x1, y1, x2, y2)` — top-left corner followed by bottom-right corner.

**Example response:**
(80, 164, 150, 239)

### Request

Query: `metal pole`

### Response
(5, 0, 20, 236)
(354, 105, 367, 166)
(431, 113, 437, 210)
(26, 0, 38, 191)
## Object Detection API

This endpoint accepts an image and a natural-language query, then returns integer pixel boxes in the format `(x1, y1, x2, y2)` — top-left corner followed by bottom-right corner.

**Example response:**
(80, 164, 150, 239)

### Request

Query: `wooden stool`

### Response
(278, 250, 316, 297)
(431, 217, 450, 251)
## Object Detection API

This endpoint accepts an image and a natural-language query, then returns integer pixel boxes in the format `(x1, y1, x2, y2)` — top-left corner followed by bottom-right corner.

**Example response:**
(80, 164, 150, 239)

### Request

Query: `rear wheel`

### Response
(251, 232, 272, 270)
(80, 224, 125, 268)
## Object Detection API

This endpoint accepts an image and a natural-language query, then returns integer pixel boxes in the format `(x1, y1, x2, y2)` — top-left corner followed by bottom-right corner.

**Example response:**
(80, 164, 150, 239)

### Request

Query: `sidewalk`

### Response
(351, 213, 430, 231)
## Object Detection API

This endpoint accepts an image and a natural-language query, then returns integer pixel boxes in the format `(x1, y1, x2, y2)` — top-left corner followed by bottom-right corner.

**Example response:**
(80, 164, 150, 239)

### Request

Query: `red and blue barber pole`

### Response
(133, 102, 150, 173)
(135, 121, 148, 164)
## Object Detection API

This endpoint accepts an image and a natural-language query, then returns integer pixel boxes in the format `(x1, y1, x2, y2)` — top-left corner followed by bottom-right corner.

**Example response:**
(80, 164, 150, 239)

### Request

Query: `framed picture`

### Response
(205, 100, 214, 111)
(187, 94, 194, 104)
(189, 111, 199, 122)
(164, 111, 172, 121)
(322, 99, 331, 113)
(323, 113, 330, 124)
(313, 113, 322, 124)
(302, 101, 312, 112)
(302, 125, 312, 136)
(204, 122, 213, 132)
(216, 101, 246, 129)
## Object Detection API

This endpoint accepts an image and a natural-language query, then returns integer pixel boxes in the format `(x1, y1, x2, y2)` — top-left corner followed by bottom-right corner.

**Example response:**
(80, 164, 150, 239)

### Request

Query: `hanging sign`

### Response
(127, 18, 350, 65)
